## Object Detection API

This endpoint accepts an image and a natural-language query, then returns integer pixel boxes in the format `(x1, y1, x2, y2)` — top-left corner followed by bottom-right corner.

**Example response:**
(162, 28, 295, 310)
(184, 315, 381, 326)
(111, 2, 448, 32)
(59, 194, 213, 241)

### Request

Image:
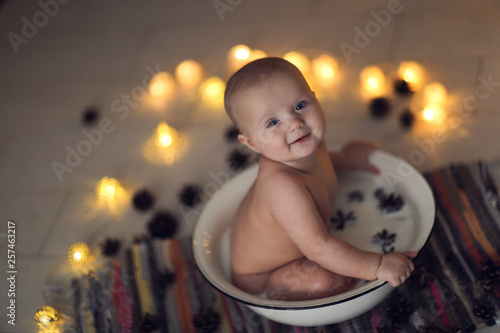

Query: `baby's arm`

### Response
(330, 140, 379, 174)
(266, 171, 414, 285)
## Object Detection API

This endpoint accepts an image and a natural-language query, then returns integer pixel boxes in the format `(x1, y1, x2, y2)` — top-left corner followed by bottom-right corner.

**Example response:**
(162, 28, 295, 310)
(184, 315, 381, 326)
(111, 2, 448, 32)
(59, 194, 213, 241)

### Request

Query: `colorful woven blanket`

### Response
(69, 161, 500, 332)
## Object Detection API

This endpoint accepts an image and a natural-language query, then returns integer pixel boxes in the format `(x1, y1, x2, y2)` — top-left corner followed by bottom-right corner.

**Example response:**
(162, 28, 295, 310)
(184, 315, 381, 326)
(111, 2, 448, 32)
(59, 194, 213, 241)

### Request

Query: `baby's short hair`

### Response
(224, 57, 308, 129)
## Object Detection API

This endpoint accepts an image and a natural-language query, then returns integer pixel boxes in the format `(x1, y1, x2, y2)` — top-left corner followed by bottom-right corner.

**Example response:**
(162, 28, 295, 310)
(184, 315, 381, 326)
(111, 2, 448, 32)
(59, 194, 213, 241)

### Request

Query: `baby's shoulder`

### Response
(256, 164, 307, 197)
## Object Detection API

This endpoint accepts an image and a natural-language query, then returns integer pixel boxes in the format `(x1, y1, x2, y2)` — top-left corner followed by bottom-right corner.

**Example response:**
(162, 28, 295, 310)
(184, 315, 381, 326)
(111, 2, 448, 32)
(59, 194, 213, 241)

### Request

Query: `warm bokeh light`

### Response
(67, 242, 91, 265)
(248, 49, 267, 62)
(148, 71, 175, 97)
(143, 122, 189, 165)
(228, 44, 251, 71)
(175, 59, 204, 89)
(398, 61, 424, 90)
(312, 54, 338, 86)
(423, 81, 447, 105)
(34, 306, 59, 330)
(422, 103, 446, 125)
(360, 65, 386, 97)
(283, 51, 310, 75)
(96, 177, 124, 202)
(198, 76, 226, 108)
(155, 122, 177, 148)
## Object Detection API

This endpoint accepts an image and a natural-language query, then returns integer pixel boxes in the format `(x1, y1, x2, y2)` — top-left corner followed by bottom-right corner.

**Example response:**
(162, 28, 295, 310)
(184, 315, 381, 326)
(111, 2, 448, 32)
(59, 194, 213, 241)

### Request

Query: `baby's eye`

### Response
(267, 119, 279, 127)
(295, 101, 306, 111)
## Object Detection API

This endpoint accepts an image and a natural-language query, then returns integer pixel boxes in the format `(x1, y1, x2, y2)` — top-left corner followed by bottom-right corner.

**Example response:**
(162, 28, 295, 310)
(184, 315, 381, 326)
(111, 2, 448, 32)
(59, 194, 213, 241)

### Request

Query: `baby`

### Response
(224, 57, 416, 301)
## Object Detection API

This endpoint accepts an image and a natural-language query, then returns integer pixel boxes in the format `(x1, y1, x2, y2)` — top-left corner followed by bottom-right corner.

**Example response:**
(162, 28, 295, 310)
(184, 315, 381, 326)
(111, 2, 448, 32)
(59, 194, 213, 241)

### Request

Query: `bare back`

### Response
(230, 142, 337, 285)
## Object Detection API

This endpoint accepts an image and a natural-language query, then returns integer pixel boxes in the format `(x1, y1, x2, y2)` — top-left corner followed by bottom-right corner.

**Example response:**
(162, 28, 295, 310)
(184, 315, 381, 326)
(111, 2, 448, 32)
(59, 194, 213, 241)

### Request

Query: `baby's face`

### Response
(234, 73, 326, 165)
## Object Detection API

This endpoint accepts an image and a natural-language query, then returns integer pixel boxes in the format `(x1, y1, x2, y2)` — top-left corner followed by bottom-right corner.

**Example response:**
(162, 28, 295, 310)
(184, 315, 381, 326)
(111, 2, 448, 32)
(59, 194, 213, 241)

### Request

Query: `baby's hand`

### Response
(341, 140, 379, 174)
(376, 252, 417, 287)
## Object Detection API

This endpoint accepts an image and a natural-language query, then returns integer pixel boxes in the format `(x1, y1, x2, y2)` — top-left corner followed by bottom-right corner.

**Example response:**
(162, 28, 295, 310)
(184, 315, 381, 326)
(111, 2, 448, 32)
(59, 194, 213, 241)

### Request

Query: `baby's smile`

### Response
(290, 132, 311, 145)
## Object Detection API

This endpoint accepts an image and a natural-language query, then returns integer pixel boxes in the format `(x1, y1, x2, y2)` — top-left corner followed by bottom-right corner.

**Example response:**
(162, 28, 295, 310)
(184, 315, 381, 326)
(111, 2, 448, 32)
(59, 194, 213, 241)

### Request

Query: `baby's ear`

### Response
(238, 134, 261, 154)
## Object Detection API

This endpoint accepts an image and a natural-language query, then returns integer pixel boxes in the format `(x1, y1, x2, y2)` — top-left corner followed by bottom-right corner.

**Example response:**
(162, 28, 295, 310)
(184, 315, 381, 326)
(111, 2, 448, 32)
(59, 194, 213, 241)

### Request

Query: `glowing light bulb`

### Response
(148, 72, 175, 97)
(155, 122, 177, 148)
(422, 104, 446, 125)
(175, 59, 203, 89)
(283, 51, 310, 74)
(360, 66, 385, 97)
(312, 54, 338, 86)
(199, 76, 226, 107)
(143, 122, 187, 165)
(67, 242, 91, 265)
(423, 81, 447, 105)
(398, 61, 424, 90)
(34, 306, 59, 330)
(248, 49, 267, 62)
(96, 177, 122, 202)
(228, 44, 251, 71)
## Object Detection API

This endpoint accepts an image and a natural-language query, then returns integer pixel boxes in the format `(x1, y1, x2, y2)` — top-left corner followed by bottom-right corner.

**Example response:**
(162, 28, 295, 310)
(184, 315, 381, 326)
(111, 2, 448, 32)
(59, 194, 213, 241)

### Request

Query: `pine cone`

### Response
(132, 189, 155, 212)
(224, 125, 240, 142)
(178, 184, 203, 208)
(385, 295, 413, 324)
(147, 210, 178, 239)
(192, 308, 220, 333)
(399, 109, 415, 129)
(478, 260, 500, 292)
(82, 106, 99, 125)
(472, 299, 497, 326)
(138, 313, 158, 333)
(227, 149, 250, 171)
(393, 79, 414, 96)
(369, 97, 391, 119)
(100, 237, 121, 257)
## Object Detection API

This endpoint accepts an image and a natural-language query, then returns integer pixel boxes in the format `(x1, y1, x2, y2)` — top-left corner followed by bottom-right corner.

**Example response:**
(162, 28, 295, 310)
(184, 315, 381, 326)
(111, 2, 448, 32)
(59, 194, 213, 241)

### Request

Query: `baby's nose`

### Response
(289, 117, 304, 131)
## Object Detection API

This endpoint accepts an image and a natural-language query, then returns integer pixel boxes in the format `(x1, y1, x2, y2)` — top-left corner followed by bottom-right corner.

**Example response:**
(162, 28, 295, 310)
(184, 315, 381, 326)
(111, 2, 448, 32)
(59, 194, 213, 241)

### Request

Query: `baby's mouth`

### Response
(290, 133, 311, 145)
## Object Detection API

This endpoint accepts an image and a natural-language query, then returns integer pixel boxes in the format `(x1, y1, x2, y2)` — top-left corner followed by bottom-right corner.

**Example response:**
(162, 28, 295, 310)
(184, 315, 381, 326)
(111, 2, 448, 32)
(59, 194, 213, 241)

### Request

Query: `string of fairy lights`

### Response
(34, 44, 453, 332)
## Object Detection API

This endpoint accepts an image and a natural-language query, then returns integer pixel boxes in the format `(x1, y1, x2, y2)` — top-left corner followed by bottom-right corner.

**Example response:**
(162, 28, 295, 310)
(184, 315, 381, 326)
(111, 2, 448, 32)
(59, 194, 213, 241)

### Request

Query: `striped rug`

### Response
(70, 161, 500, 332)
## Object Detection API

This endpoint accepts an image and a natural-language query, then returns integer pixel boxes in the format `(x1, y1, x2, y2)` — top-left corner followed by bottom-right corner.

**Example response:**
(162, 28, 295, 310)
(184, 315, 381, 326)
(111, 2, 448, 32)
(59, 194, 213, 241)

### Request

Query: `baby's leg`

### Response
(266, 257, 357, 301)
(232, 271, 270, 295)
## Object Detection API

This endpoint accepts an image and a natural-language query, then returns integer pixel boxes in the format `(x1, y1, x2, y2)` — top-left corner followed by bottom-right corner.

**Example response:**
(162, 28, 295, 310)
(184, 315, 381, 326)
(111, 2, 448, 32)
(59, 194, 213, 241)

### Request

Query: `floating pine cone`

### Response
(147, 210, 178, 239)
(227, 149, 250, 171)
(369, 97, 391, 119)
(399, 109, 415, 129)
(472, 299, 497, 326)
(192, 308, 220, 333)
(347, 190, 364, 203)
(178, 184, 203, 208)
(132, 189, 155, 212)
(82, 106, 99, 125)
(378, 193, 405, 214)
(100, 237, 121, 257)
(393, 79, 414, 96)
(138, 313, 159, 333)
(385, 295, 413, 324)
(224, 125, 240, 142)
